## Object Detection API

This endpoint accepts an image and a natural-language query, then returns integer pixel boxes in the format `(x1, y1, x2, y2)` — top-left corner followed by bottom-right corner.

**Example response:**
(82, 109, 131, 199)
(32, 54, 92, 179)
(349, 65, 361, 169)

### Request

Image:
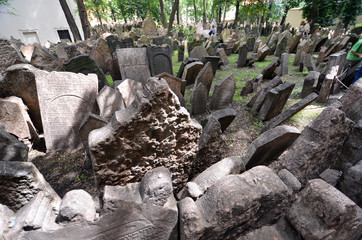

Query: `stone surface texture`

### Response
(210, 74, 236, 110)
(0, 38, 25, 74)
(0, 125, 29, 162)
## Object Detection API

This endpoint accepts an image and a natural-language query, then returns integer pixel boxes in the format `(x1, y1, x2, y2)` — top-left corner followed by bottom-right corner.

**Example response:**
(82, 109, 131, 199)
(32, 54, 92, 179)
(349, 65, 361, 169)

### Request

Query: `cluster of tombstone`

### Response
(1, 14, 362, 239)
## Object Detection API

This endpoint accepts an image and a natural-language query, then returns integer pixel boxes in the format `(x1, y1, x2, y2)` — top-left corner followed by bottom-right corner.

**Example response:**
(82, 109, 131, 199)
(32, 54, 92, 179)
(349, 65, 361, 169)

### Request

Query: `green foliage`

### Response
(0, 0, 16, 15)
(75, 174, 87, 181)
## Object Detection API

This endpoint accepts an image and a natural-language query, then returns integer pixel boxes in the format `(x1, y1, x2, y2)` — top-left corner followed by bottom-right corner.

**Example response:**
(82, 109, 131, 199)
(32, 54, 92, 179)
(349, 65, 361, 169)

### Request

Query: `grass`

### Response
(106, 75, 114, 86)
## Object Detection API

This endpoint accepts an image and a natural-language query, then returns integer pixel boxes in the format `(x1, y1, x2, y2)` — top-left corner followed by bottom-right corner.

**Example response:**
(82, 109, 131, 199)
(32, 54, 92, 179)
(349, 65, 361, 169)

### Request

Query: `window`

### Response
(22, 31, 40, 45)
(57, 30, 71, 42)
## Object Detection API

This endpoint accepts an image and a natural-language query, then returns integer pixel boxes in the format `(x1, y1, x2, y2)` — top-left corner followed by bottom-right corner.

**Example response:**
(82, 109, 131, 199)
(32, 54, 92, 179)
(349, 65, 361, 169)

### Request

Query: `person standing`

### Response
(209, 25, 216, 36)
(346, 38, 362, 68)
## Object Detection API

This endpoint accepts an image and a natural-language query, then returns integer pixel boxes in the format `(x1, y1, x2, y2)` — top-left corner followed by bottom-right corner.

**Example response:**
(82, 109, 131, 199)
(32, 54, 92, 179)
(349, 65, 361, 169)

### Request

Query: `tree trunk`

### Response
(223, 2, 227, 22)
(76, 0, 90, 40)
(159, 0, 168, 28)
(59, 0, 82, 42)
(176, 0, 180, 24)
(203, 0, 206, 24)
(280, 6, 290, 26)
(193, 0, 198, 23)
(233, 0, 240, 29)
(167, 0, 179, 36)
(218, 7, 222, 23)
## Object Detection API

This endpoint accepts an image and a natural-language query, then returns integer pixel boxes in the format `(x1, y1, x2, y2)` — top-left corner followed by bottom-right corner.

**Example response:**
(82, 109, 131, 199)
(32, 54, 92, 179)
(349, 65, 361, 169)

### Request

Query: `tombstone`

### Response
(254, 38, 262, 53)
(317, 73, 335, 103)
(0, 161, 61, 211)
(246, 35, 256, 51)
(116, 78, 144, 107)
(142, 13, 157, 36)
(20, 44, 35, 62)
(91, 38, 113, 74)
(178, 156, 245, 199)
(201, 107, 236, 132)
(0, 96, 38, 142)
(258, 82, 295, 121)
(257, 45, 271, 61)
(157, 72, 186, 100)
(179, 166, 291, 240)
(105, 35, 122, 53)
(309, 32, 321, 54)
(63, 44, 81, 60)
(216, 48, 230, 66)
(250, 76, 283, 114)
(298, 51, 306, 72)
(193, 62, 214, 95)
(252, 74, 263, 92)
(76, 42, 92, 55)
(293, 40, 310, 66)
(63, 55, 109, 91)
(243, 125, 301, 169)
(339, 160, 362, 206)
(274, 32, 288, 57)
(182, 61, 204, 86)
(304, 54, 316, 72)
(237, 43, 248, 68)
(97, 85, 125, 121)
(30, 44, 63, 72)
(273, 107, 353, 184)
(201, 56, 220, 75)
(210, 74, 236, 110)
(191, 83, 208, 115)
(0, 126, 28, 162)
(176, 58, 199, 78)
(146, 46, 173, 76)
(316, 46, 328, 66)
(119, 37, 135, 49)
(116, 48, 151, 84)
(89, 78, 202, 191)
(319, 169, 342, 187)
(288, 32, 302, 53)
(287, 179, 362, 240)
(326, 51, 347, 78)
(0, 38, 26, 74)
(240, 80, 253, 96)
(137, 35, 151, 45)
(262, 57, 280, 79)
(221, 28, 231, 42)
(189, 46, 209, 60)
(280, 53, 289, 76)
(339, 78, 362, 122)
(178, 45, 185, 62)
(206, 44, 216, 56)
(35, 70, 98, 151)
(262, 93, 318, 133)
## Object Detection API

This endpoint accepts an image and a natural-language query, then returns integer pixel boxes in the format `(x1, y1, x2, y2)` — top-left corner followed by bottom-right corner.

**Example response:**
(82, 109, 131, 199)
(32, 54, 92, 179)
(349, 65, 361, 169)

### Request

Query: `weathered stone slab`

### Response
(303, 54, 316, 72)
(216, 48, 230, 65)
(189, 46, 209, 60)
(237, 43, 248, 68)
(258, 82, 295, 121)
(179, 156, 245, 199)
(210, 74, 236, 110)
(250, 76, 283, 114)
(59, 190, 95, 223)
(20, 44, 34, 62)
(246, 35, 256, 51)
(293, 40, 310, 66)
(274, 31, 289, 58)
(193, 62, 214, 95)
(262, 57, 279, 79)
(116, 78, 144, 107)
(147, 46, 173, 76)
(257, 45, 270, 62)
(191, 83, 208, 115)
(240, 80, 253, 96)
(301, 71, 320, 98)
(262, 93, 318, 132)
(319, 169, 342, 187)
(105, 35, 122, 53)
(317, 73, 335, 103)
(91, 38, 113, 74)
(288, 32, 302, 53)
(287, 179, 362, 240)
(63, 55, 108, 91)
(280, 53, 289, 76)
(89, 78, 201, 191)
(272, 107, 353, 184)
(277, 169, 302, 194)
(178, 45, 185, 62)
(176, 57, 199, 79)
(339, 78, 362, 122)
(30, 44, 63, 72)
(0, 126, 28, 162)
(0, 96, 38, 141)
(179, 166, 291, 240)
(202, 108, 236, 133)
(157, 72, 186, 104)
(0, 38, 25, 74)
(0, 161, 61, 211)
(182, 61, 204, 86)
(35, 70, 98, 152)
(142, 13, 157, 36)
(116, 48, 151, 84)
(244, 125, 301, 169)
(97, 85, 125, 121)
(201, 56, 220, 75)
(339, 160, 362, 207)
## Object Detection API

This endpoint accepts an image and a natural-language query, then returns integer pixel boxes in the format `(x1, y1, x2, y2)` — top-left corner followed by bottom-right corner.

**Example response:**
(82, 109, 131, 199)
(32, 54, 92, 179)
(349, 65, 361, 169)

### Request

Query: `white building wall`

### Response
(0, 0, 83, 45)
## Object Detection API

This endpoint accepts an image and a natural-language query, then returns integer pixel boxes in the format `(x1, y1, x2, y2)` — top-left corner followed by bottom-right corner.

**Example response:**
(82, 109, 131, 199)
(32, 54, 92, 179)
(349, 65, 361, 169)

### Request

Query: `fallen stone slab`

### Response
(201, 108, 236, 132)
(178, 156, 245, 199)
(0, 38, 26, 74)
(319, 168, 342, 187)
(243, 125, 301, 169)
(339, 160, 362, 207)
(277, 169, 302, 194)
(179, 166, 291, 240)
(261, 92, 318, 133)
(257, 45, 270, 62)
(287, 179, 362, 240)
(262, 57, 279, 79)
(30, 44, 63, 72)
(339, 78, 362, 122)
(271, 107, 353, 184)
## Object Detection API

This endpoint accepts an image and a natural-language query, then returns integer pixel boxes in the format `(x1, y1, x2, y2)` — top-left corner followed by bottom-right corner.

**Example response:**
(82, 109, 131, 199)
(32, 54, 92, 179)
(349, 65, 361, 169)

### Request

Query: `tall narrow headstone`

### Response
(191, 83, 208, 115)
(237, 43, 248, 68)
(301, 71, 320, 98)
(193, 62, 214, 95)
(210, 74, 236, 110)
(280, 53, 289, 76)
(216, 48, 230, 65)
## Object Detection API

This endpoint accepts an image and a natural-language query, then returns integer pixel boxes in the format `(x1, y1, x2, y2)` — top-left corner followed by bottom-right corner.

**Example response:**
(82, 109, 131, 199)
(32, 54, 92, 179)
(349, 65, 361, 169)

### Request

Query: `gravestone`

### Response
(240, 80, 253, 96)
(243, 125, 301, 169)
(258, 82, 295, 121)
(91, 38, 112, 74)
(317, 72, 336, 103)
(97, 85, 125, 121)
(221, 28, 231, 42)
(182, 61, 204, 86)
(273, 107, 353, 184)
(193, 62, 214, 95)
(178, 45, 185, 62)
(137, 35, 151, 45)
(304, 54, 316, 72)
(216, 48, 230, 65)
(201, 56, 220, 75)
(237, 43, 248, 68)
(63, 44, 81, 60)
(0, 38, 26, 74)
(280, 53, 289, 76)
(309, 32, 321, 54)
(262, 57, 279, 79)
(35, 70, 98, 152)
(201, 107, 236, 132)
(76, 42, 92, 55)
(288, 32, 302, 53)
(191, 83, 208, 115)
(274, 32, 288, 57)
(262, 93, 318, 132)
(176, 58, 199, 79)
(116, 48, 151, 84)
(105, 35, 122, 53)
(210, 74, 236, 110)
(116, 79, 144, 107)
(147, 46, 173, 76)
(246, 36, 256, 51)
(257, 45, 270, 61)
(0, 96, 38, 142)
(293, 40, 310, 66)
(157, 72, 186, 100)
(20, 44, 34, 62)
(119, 37, 135, 48)
(0, 126, 28, 162)
(30, 44, 63, 72)
(63, 55, 108, 91)
(142, 13, 157, 36)
(339, 78, 362, 122)
(189, 46, 209, 60)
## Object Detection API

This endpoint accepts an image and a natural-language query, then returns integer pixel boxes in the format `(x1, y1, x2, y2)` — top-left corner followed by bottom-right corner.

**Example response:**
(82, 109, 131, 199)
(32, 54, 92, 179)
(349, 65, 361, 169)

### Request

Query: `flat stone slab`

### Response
(243, 125, 301, 169)
(116, 48, 151, 84)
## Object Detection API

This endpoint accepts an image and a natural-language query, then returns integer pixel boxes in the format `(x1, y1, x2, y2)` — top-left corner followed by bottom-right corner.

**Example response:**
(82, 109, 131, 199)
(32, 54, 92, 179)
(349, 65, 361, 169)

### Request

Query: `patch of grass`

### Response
(227, 54, 239, 64)
(106, 75, 113, 86)
(254, 60, 272, 68)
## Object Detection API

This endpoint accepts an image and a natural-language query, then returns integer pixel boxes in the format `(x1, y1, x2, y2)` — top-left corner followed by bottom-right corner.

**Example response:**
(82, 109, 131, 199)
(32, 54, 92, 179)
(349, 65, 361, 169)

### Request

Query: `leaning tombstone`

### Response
(210, 74, 236, 110)
(280, 53, 289, 76)
(157, 72, 186, 103)
(201, 56, 220, 75)
(30, 44, 63, 72)
(301, 71, 320, 98)
(237, 43, 248, 68)
(147, 46, 173, 76)
(193, 62, 214, 95)
(191, 83, 208, 115)
(189, 46, 209, 60)
(201, 107, 236, 132)
(262, 57, 280, 79)
(182, 61, 204, 86)
(216, 48, 230, 65)
(257, 45, 271, 62)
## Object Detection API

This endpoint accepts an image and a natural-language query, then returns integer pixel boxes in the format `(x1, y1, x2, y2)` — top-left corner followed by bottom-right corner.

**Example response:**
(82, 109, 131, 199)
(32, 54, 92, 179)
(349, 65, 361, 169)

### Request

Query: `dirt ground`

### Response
(29, 51, 328, 199)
